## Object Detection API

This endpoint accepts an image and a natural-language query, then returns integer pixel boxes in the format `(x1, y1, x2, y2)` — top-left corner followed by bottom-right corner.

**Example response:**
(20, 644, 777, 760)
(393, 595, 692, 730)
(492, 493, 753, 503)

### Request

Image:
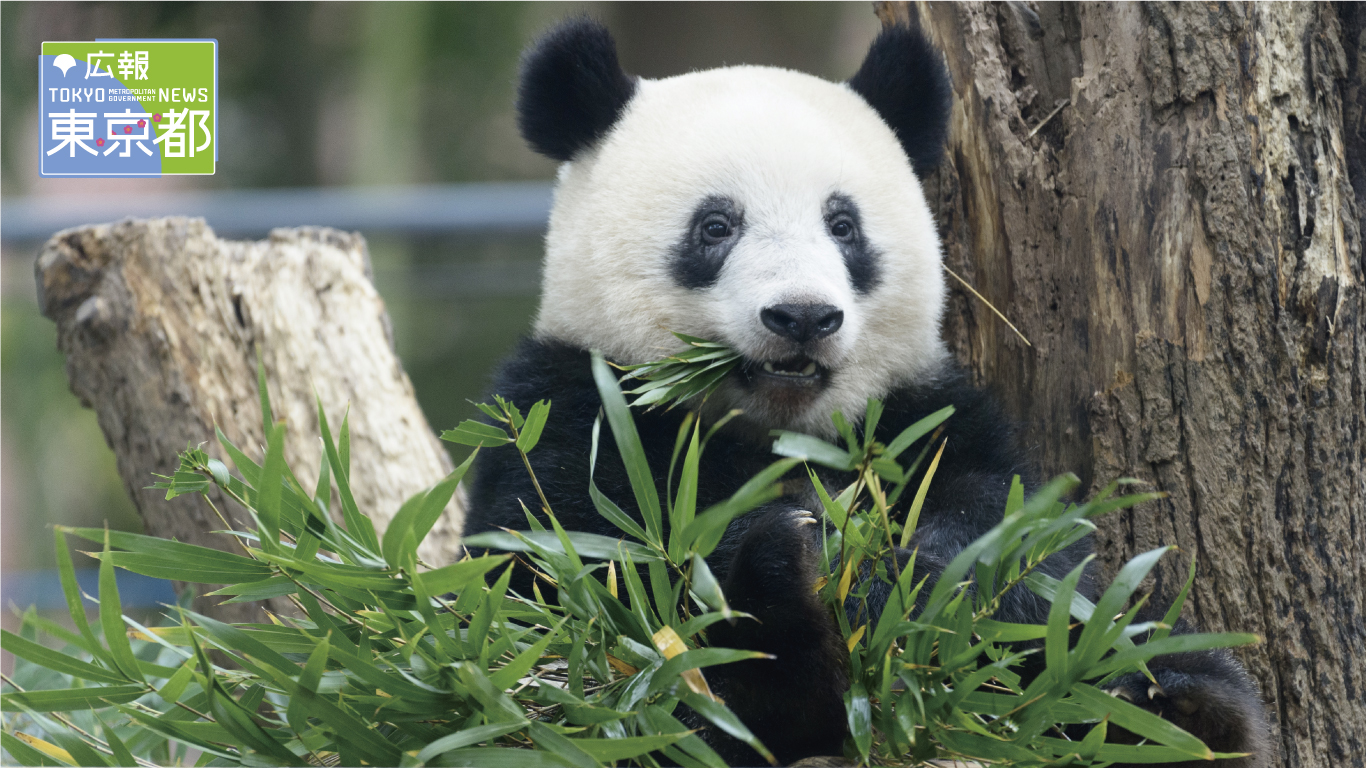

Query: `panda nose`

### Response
(760, 303, 844, 344)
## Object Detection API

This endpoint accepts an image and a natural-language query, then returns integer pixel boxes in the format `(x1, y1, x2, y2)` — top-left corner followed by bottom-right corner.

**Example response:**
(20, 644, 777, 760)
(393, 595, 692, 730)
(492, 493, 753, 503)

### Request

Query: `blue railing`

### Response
(0, 181, 555, 242)
(2, 569, 179, 612)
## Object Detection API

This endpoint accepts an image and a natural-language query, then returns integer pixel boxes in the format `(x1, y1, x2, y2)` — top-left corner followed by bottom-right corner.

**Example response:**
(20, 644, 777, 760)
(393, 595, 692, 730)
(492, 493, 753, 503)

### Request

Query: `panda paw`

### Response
(720, 507, 823, 620)
(1103, 658, 1270, 768)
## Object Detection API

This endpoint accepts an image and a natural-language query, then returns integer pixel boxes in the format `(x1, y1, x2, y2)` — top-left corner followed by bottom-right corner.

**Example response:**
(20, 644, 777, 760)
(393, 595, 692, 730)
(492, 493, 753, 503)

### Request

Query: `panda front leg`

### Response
(699, 505, 849, 766)
(1100, 628, 1271, 768)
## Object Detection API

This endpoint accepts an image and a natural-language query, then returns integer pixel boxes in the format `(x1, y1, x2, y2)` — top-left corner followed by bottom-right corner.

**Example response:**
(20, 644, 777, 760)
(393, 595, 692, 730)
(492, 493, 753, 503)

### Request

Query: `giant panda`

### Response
(463, 17, 1269, 767)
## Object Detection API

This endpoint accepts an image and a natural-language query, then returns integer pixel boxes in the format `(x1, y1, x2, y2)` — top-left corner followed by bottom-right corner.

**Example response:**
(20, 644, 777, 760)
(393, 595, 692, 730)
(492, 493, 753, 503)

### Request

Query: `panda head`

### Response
(521, 18, 954, 437)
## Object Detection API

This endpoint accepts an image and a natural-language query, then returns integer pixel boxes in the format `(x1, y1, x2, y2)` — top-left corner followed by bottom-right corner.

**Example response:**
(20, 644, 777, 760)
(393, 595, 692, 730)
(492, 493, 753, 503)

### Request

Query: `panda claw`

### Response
(1148, 683, 1165, 700)
(1106, 687, 1134, 702)
(790, 509, 817, 526)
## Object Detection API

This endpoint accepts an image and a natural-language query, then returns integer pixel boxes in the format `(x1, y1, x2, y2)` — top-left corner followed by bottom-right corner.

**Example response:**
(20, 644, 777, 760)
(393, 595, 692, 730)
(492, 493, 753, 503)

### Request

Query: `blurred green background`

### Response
(0, 1, 883, 575)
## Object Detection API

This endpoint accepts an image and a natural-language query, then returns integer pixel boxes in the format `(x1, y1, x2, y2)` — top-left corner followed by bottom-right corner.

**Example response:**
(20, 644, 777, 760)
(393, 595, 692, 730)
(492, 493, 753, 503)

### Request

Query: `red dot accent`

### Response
(96, 138, 105, 147)
(137, 119, 146, 127)
(153, 113, 162, 122)
(124, 126, 133, 134)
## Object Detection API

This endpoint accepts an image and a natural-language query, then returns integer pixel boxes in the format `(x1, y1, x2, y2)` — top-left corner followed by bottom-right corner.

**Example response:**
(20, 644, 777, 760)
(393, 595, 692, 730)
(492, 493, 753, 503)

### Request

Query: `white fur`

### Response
(534, 65, 949, 436)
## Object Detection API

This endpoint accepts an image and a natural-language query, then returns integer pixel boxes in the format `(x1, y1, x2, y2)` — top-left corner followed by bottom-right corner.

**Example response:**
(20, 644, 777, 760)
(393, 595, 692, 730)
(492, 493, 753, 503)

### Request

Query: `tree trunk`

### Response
(880, 2, 1365, 767)
(36, 218, 464, 622)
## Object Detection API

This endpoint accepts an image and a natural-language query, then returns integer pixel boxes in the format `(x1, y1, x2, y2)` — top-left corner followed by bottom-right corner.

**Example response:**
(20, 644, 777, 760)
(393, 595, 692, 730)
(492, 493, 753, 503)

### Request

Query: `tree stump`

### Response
(36, 218, 464, 621)
(880, 2, 1365, 766)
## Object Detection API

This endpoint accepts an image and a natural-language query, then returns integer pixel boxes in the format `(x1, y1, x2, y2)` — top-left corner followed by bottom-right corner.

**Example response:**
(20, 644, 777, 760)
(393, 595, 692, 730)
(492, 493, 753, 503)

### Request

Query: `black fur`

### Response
(671, 196, 745, 290)
(847, 23, 954, 178)
(462, 339, 1268, 766)
(826, 193, 882, 294)
(516, 18, 637, 161)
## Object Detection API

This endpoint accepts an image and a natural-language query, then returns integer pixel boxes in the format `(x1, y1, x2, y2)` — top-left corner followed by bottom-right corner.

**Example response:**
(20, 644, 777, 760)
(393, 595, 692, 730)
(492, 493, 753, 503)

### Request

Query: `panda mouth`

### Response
(744, 356, 827, 385)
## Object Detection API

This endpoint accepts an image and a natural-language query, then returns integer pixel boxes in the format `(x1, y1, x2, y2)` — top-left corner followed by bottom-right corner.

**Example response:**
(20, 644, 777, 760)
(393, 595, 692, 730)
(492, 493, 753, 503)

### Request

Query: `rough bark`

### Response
(36, 218, 464, 622)
(880, 2, 1364, 767)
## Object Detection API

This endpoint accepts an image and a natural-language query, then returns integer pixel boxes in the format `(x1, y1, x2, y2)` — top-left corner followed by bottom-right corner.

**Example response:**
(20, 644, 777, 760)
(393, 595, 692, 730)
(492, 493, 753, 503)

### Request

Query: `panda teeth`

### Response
(760, 361, 820, 377)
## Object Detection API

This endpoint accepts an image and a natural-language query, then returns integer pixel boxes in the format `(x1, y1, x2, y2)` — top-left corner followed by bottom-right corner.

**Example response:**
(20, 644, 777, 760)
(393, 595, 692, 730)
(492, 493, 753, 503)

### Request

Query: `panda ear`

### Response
(517, 18, 637, 162)
(848, 24, 953, 178)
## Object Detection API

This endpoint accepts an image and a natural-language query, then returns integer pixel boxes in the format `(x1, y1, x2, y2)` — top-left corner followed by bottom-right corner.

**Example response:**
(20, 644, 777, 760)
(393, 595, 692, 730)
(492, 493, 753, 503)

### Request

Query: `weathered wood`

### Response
(887, 2, 1364, 767)
(36, 218, 464, 621)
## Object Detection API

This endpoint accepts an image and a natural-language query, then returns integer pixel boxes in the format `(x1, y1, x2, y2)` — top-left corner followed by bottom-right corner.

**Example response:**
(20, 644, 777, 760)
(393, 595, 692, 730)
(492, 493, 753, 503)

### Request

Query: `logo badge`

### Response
(40, 39, 217, 177)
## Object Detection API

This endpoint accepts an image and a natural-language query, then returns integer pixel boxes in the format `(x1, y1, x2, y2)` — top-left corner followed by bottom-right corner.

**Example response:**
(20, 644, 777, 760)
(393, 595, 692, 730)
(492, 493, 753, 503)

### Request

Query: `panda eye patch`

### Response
(672, 196, 743, 290)
(826, 193, 881, 294)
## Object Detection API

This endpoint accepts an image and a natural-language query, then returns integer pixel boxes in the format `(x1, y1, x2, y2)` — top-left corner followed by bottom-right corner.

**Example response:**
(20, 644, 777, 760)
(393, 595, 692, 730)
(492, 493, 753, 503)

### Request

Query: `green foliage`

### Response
(2, 355, 1256, 767)
(614, 333, 743, 410)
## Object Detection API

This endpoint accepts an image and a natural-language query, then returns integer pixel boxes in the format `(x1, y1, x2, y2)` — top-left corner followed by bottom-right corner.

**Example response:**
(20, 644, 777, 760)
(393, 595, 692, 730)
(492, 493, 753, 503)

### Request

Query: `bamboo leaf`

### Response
(1005, 473, 1026, 516)
(98, 530, 144, 684)
(29, 730, 103, 767)
(669, 418, 702, 561)
(680, 458, 800, 557)
(1074, 546, 1172, 665)
(846, 680, 873, 761)
(285, 634, 330, 734)
(1154, 555, 1199, 644)
(1069, 683, 1212, 758)
(591, 352, 663, 545)
(899, 437, 947, 549)
(588, 413, 651, 544)
(383, 450, 477, 569)
(82, 551, 266, 585)
(113, 705, 240, 760)
(2, 731, 72, 766)
(428, 747, 574, 768)
(256, 356, 274, 437)
(488, 619, 566, 691)
(185, 610, 298, 676)
(515, 399, 552, 453)
(207, 576, 299, 603)
(572, 734, 690, 763)
(36, 727, 109, 767)
(59, 527, 271, 580)
(1, 686, 147, 712)
(463, 530, 662, 563)
(769, 431, 856, 470)
(524, 722, 599, 768)
(316, 396, 380, 554)
(1089, 633, 1259, 681)
(442, 420, 514, 447)
(651, 648, 770, 697)
(883, 405, 954, 460)
(419, 554, 513, 594)
(53, 529, 114, 667)
(255, 420, 288, 549)
(1046, 558, 1091, 682)
(687, 554, 730, 616)
(156, 659, 196, 704)
(643, 704, 728, 768)
(0, 630, 126, 684)
(216, 425, 260, 486)
(415, 722, 527, 763)
(93, 712, 136, 768)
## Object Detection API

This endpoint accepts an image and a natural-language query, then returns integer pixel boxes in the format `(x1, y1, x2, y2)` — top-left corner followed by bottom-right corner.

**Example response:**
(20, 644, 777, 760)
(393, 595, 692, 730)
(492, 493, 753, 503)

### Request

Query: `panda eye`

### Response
(829, 218, 855, 240)
(702, 218, 732, 244)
